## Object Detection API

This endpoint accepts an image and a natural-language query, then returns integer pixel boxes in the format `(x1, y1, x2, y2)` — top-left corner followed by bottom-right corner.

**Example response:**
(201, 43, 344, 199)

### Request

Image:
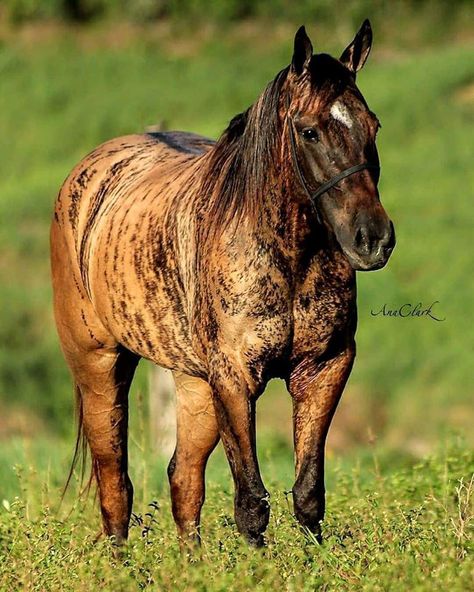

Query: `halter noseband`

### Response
(286, 95, 380, 211)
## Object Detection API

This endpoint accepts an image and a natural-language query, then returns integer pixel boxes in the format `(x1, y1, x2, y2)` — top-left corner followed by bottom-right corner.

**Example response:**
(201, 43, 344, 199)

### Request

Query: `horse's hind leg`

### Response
(60, 337, 139, 542)
(76, 346, 139, 543)
(168, 371, 219, 547)
(52, 219, 139, 542)
(53, 289, 138, 542)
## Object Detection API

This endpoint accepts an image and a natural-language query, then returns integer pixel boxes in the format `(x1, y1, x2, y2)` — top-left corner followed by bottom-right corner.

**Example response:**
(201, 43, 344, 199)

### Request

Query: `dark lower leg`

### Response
(79, 347, 138, 543)
(94, 455, 133, 542)
(289, 346, 355, 539)
(212, 384, 269, 546)
(292, 447, 326, 537)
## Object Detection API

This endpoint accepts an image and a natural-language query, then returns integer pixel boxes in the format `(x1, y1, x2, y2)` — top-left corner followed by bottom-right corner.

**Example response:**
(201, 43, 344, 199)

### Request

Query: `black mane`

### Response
(200, 66, 290, 235)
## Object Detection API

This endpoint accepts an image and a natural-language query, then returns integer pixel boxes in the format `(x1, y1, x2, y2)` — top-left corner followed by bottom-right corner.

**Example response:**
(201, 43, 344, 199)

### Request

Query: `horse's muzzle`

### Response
(345, 220, 396, 271)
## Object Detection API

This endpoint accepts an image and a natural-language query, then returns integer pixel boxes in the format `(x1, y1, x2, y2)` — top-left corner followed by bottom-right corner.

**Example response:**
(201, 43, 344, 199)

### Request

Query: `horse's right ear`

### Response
(340, 19, 372, 73)
(291, 26, 313, 76)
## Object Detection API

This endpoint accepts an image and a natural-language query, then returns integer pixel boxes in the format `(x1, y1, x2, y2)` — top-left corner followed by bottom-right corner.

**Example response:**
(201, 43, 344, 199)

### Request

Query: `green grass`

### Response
(0, 26, 472, 445)
(0, 437, 472, 591)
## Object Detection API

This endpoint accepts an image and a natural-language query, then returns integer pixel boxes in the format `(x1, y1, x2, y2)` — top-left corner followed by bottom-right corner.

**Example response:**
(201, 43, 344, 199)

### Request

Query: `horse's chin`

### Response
(341, 247, 392, 272)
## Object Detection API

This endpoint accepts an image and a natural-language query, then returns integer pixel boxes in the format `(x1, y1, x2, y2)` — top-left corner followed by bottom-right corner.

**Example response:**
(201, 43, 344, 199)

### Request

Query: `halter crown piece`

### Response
(286, 94, 380, 211)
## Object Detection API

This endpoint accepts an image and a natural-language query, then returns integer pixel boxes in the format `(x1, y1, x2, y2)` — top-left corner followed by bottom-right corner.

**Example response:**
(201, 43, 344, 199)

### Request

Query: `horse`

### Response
(50, 19, 395, 548)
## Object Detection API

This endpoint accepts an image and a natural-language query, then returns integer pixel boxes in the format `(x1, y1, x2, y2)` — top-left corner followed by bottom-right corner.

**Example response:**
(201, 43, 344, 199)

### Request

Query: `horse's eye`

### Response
(301, 127, 319, 142)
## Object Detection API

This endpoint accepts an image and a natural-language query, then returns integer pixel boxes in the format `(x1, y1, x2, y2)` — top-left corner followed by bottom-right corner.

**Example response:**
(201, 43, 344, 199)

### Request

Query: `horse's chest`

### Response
(291, 264, 356, 362)
(213, 250, 355, 385)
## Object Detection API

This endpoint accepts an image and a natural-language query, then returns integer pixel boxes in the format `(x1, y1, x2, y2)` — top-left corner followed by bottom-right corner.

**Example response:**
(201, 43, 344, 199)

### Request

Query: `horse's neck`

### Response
(256, 183, 352, 279)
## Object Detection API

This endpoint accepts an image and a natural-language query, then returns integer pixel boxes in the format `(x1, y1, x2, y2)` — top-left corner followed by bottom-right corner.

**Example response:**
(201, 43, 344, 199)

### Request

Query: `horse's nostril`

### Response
(353, 221, 395, 262)
(354, 226, 370, 254)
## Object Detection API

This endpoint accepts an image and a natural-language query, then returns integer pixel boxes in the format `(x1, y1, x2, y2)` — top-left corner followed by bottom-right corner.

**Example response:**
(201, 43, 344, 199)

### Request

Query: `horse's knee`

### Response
(234, 487, 270, 547)
(292, 482, 325, 539)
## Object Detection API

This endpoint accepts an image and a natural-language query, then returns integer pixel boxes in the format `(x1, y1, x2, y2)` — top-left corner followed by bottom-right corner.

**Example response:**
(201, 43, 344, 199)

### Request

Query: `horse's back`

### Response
(53, 130, 212, 268)
(56, 131, 211, 222)
(146, 130, 214, 155)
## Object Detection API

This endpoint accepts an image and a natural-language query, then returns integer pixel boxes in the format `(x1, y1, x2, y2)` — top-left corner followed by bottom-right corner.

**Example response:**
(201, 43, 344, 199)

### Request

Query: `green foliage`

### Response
(2, 0, 474, 26)
(3, 0, 64, 23)
(0, 437, 472, 590)
(0, 27, 472, 445)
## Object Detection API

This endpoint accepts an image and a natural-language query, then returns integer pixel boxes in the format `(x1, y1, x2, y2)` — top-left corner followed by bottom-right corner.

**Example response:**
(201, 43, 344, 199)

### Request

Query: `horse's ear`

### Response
(291, 26, 313, 76)
(340, 19, 372, 74)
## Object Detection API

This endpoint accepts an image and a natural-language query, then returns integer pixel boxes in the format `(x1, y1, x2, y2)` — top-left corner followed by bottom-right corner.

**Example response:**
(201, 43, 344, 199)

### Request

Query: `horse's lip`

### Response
(343, 246, 393, 272)
(354, 258, 387, 271)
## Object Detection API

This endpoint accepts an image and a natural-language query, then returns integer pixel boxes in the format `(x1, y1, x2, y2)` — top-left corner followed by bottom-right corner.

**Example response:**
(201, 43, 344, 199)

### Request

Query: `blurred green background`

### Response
(0, 0, 473, 494)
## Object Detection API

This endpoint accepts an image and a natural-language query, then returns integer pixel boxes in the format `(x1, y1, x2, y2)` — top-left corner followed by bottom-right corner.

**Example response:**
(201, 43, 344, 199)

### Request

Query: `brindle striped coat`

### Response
(51, 20, 394, 547)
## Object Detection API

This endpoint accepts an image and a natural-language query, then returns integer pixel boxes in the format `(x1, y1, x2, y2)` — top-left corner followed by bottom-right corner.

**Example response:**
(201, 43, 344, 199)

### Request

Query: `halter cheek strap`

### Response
(286, 96, 380, 210)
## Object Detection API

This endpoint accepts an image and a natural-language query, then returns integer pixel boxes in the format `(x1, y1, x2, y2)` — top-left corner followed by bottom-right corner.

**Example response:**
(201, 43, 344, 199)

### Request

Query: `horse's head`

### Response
(286, 20, 395, 271)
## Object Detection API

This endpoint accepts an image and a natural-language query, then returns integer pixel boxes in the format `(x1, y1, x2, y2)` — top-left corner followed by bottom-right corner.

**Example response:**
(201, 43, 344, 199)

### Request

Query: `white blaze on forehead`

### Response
(330, 101, 353, 129)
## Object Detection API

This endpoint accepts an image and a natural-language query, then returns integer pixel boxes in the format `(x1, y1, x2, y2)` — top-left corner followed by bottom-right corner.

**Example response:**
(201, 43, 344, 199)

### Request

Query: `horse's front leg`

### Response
(210, 360, 269, 547)
(288, 343, 355, 540)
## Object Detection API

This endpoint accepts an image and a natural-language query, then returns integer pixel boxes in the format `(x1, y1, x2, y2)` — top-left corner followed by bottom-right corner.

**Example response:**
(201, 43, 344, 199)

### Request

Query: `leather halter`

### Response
(286, 96, 380, 211)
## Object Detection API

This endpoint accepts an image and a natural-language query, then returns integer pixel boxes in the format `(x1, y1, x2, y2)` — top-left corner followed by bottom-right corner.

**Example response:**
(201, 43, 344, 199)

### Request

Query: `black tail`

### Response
(61, 383, 94, 500)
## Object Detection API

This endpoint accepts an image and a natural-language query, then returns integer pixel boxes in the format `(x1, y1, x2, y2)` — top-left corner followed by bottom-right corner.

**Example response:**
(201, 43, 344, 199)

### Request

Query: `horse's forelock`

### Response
(308, 53, 353, 94)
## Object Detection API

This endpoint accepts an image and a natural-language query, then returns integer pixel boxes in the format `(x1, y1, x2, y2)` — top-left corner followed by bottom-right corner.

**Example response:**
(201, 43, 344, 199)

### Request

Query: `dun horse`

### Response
(51, 20, 395, 547)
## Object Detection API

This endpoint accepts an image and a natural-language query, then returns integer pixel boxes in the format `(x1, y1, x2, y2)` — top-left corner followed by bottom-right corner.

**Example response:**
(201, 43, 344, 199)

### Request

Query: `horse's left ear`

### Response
(291, 26, 313, 76)
(340, 19, 372, 74)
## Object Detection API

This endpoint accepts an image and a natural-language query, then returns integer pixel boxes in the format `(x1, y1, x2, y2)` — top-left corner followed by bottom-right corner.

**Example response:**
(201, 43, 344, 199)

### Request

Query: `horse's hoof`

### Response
(247, 533, 265, 548)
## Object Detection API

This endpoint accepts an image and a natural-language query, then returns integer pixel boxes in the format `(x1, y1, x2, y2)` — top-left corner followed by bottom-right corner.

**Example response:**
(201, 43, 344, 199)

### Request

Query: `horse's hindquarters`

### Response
(53, 133, 207, 376)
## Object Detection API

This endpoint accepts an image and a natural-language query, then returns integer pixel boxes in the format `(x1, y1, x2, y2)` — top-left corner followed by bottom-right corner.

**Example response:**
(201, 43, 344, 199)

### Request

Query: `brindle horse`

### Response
(51, 20, 395, 548)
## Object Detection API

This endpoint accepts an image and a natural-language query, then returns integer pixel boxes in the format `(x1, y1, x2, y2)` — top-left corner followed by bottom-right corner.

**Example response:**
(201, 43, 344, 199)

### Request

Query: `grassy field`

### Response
(0, 437, 472, 590)
(0, 17, 473, 591)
